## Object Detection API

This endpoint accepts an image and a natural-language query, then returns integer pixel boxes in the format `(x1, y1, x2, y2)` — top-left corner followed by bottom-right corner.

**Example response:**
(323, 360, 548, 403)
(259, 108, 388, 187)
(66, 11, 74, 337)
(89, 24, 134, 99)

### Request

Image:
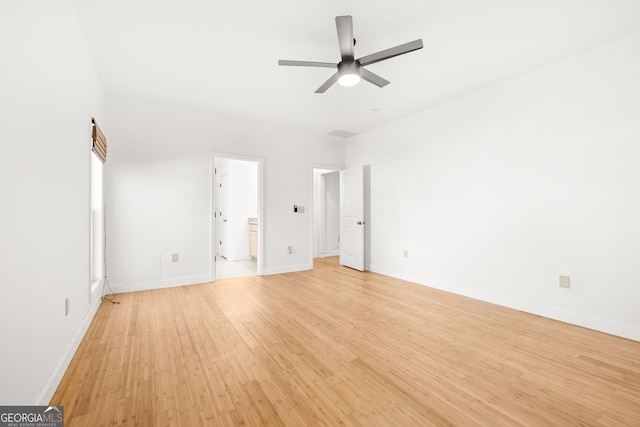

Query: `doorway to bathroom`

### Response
(212, 154, 263, 280)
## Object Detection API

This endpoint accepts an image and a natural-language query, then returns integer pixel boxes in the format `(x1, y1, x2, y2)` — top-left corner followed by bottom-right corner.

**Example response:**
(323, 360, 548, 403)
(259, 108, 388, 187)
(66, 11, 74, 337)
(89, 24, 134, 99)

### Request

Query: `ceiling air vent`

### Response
(328, 129, 357, 138)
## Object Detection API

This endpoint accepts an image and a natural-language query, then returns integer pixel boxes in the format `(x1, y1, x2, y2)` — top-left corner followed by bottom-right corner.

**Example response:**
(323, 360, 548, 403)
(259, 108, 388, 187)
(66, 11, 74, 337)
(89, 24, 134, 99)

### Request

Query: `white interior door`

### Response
(340, 166, 364, 271)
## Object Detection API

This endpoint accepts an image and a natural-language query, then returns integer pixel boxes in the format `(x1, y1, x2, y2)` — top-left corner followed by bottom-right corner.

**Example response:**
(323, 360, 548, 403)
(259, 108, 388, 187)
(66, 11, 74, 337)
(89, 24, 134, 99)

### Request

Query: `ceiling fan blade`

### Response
(358, 39, 423, 67)
(360, 68, 390, 88)
(278, 60, 337, 68)
(335, 15, 354, 59)
(315, 72, 339, 93)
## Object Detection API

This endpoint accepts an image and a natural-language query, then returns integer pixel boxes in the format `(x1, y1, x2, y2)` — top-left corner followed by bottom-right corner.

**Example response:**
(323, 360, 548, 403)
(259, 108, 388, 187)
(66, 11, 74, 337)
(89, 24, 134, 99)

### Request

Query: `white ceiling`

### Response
(74, 0, 640, 137)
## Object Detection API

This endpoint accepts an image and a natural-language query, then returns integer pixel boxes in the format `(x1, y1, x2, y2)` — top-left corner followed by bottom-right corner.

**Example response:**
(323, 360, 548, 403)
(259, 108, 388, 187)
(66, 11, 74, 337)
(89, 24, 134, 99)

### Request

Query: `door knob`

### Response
(357, 221, 364, 225)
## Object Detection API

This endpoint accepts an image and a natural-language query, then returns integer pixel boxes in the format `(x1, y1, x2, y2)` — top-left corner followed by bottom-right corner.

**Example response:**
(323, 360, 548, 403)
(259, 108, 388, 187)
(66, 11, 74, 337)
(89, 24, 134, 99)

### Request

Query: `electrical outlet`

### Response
(559, 275, 570, 289)
(403, 250, 409, 258)
(65, 298, 70, 316)
(287, 246, 292, 254)
(172, 253, 179, 262)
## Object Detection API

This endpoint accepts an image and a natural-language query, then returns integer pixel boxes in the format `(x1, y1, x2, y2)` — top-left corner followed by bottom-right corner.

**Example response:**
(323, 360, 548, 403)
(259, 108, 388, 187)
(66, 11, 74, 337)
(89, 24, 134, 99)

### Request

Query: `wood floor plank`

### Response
(51, 257, 640, 426)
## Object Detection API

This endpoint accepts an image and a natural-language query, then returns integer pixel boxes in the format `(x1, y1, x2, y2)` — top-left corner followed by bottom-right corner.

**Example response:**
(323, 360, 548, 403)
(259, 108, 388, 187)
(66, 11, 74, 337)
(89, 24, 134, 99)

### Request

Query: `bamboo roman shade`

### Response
(91, 117, 107, 163)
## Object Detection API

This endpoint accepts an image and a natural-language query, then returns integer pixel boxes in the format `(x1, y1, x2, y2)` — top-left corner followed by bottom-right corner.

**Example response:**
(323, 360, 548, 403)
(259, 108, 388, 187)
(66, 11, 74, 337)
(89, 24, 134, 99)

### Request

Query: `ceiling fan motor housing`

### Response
(338, 60, 361, 77)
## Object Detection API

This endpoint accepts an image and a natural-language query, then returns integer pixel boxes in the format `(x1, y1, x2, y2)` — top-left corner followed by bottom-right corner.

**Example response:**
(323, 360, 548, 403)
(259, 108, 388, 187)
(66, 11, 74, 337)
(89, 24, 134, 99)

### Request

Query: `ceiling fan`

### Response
(278, 15, 423, 93)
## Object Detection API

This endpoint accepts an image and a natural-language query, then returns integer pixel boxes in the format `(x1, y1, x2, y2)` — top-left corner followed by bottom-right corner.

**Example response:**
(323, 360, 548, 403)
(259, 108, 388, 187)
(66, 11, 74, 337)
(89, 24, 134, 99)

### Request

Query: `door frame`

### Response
(210, 153, 264, 281)
(310, 164, 344, 267)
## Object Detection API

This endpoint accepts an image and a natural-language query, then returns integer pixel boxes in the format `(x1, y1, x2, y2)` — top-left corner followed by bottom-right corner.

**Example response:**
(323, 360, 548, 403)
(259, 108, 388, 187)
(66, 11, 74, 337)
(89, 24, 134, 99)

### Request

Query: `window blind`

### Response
(91, 117, 107, 163)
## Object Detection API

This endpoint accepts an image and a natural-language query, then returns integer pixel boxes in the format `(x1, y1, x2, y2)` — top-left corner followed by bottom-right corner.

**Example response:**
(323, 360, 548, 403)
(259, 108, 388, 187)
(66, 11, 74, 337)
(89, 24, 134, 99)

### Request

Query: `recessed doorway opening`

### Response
(211, 154, 263, 280)
(312, 166, 342, 262)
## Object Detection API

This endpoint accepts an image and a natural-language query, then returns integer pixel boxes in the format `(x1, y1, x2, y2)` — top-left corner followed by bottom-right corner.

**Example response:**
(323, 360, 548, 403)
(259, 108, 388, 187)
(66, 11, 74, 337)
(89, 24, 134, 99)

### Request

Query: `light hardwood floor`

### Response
(52, 257, 640, 426)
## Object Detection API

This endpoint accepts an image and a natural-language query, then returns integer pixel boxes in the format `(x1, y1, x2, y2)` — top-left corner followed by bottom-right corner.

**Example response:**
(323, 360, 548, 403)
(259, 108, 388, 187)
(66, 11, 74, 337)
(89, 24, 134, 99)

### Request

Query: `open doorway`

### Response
(312, 166, 341, 260)
(212, 155, 263, 280)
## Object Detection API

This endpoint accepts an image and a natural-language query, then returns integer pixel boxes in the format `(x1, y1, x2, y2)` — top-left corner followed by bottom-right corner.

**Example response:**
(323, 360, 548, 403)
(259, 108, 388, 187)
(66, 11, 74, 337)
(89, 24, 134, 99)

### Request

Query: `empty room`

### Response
(1, 1, 639, 426)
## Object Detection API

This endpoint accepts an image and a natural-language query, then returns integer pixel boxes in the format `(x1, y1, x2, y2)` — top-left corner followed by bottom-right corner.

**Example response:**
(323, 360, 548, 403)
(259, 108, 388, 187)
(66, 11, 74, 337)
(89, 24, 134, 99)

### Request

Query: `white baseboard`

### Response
(368, 263, 640, 342)
(37, 295, 102, 405)
(108, 274, 211, 294)
(262, 263, 312, 276)
(537, 305, 640, 342)
(367, 264, 424, 286)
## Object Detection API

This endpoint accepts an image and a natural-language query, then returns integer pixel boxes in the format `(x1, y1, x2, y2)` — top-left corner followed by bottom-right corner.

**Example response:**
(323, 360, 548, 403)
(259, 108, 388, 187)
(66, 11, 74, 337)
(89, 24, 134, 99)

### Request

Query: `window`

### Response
(90, 151, 104, 284)
(90, 118, 107, 296)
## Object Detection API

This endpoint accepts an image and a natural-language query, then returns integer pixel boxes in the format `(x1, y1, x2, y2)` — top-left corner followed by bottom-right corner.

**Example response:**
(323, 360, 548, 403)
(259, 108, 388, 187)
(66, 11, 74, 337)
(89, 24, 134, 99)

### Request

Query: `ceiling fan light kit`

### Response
(337, 61, 361, 87)
(279, 15, 423, 93)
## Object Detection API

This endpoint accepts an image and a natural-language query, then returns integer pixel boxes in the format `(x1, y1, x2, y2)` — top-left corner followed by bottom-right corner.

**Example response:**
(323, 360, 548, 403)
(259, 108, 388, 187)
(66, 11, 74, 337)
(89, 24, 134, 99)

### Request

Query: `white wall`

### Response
(107, 154, 212, 289)
(346, 33, 640, 341)
(0, 1, 104, 404)
(105, 93, 345, 291)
